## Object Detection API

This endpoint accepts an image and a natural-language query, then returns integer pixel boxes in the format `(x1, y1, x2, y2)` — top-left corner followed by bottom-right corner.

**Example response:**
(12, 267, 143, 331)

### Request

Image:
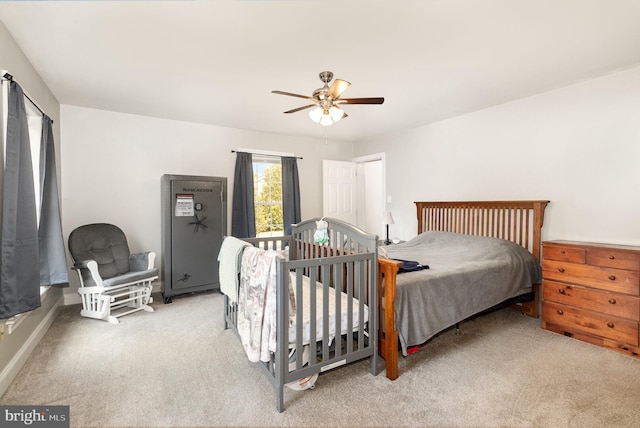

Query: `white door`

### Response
(322, 160, 357, 225)
(360, 160, 384, 238)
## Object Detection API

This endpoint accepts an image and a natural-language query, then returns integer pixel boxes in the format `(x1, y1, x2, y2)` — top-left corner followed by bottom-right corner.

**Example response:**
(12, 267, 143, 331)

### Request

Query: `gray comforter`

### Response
(380, 231, 541, 355)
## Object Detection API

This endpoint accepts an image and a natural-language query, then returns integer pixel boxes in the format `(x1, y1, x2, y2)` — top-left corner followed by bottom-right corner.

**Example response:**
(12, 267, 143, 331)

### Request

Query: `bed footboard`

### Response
(379, 200, 548, 381)
(378, 258, 402, 380)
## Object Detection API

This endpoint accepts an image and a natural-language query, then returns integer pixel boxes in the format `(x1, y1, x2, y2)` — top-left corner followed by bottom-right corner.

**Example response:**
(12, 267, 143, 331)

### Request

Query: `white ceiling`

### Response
(1, 0, 639, 143)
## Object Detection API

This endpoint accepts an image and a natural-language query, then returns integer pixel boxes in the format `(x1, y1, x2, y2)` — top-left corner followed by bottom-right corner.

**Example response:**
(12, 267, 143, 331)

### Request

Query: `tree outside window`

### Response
(253, 159, 283, 237)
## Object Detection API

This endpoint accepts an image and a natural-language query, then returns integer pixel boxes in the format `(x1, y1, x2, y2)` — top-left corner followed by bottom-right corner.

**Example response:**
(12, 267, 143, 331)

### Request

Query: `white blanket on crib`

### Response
(237, 246, 280, 363)
(218, 236, 251, 304)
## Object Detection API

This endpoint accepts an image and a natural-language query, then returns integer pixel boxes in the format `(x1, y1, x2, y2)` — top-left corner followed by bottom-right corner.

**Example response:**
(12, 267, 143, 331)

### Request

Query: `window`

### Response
(253, 156, 283, 237)
(25, 99, 43, 224)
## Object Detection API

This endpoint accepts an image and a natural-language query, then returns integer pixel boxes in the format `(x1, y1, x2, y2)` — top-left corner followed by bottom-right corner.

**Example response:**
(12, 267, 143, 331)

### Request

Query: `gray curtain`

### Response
(0, 81, 40, 318)
(231, 152, 255, 238)
(38, 115, 68, 286)
(281, 156, 301, 235)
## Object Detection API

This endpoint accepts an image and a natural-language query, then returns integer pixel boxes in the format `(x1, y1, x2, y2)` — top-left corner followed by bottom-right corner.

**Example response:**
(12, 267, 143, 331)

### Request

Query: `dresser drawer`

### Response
(542, 259, 640, 295)
(542, 301, 639, 346)
(542, 280, 640, 320)
(542, 244, 586, 263)
(587, 248, 640, 271)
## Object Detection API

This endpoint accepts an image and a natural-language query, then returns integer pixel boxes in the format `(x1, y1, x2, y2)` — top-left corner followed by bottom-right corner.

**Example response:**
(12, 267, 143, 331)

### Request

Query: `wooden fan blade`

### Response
(284, 104, 316, 114)
(272, 90, 317, 101)
(325, 79, 351, 100)
(336, 97, 385, 105)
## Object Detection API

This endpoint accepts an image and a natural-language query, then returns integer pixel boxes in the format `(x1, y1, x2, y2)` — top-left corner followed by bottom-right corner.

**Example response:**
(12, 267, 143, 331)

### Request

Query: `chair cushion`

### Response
(102, 268, 159, 288)
(68, 223, 131, 279)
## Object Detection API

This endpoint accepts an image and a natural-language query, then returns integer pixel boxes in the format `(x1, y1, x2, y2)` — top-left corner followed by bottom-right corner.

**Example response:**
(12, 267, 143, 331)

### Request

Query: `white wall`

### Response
(60, 105, 353, 302)
(354, 66, 640, 246)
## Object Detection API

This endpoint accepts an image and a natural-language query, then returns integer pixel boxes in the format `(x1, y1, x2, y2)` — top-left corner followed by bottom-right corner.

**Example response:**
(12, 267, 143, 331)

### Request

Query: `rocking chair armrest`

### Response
(72, 260, 93, 270)
(72, 260, 104, 288)
(129, 251, 156, 271)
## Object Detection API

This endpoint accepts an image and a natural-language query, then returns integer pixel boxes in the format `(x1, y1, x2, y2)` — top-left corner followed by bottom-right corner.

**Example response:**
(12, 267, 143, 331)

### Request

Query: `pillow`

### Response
(378, 246, 389, 259)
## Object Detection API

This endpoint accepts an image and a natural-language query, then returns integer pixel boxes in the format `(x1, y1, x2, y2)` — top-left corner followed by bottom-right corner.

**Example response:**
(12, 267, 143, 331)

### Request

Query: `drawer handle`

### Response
(559, 289, 566, 295)
(556, 309, 564, 315)
(607, 322, 615, 328)
(608, 298, 616, 305)
(558, 267, 565, 273)
(560, 250, 566, 255)
(608, 275, 616, 281)
(609, 255, 615, 260)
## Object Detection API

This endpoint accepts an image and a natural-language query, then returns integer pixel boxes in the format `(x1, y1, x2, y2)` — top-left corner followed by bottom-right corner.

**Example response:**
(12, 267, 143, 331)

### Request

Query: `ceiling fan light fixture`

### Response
(273, 71, 384, 126)
(309, 106, 324, 123)
(329, 106, 344, 122)
(319, 113, 334, 126)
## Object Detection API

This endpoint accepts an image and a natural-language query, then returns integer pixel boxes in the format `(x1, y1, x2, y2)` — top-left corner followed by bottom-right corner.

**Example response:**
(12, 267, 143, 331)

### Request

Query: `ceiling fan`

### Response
(272, 71, 384, 126)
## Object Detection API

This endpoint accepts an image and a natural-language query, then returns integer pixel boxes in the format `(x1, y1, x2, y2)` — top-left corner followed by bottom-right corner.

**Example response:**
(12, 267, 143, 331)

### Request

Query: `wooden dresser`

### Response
(541, 240, 640, 358)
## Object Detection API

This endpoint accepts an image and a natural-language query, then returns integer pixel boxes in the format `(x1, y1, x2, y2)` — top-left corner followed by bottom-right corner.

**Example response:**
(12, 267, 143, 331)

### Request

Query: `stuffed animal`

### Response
(314, 218, 329, 244)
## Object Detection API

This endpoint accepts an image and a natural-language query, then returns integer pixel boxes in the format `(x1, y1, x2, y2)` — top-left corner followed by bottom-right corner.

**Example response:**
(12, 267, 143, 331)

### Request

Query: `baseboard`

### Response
(63, 292, 81, 306)
(0, 295, 64, 397)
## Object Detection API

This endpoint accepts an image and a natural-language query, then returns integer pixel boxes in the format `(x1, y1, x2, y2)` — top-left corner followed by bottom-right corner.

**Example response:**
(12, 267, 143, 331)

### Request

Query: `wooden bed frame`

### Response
(378, 200, 549, 380)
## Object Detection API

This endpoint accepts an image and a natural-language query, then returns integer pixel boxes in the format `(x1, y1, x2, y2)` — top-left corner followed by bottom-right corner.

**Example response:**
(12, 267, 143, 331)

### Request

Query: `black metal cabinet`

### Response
(161, 174, 227, 303)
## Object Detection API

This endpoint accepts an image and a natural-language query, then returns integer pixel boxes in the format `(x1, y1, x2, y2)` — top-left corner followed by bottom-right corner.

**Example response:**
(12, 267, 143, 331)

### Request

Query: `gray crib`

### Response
(223, 217, 378, 412)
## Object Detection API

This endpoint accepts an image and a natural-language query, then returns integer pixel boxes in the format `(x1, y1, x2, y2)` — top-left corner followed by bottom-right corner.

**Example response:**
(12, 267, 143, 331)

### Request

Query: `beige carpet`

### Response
(2, 291, 640, 427)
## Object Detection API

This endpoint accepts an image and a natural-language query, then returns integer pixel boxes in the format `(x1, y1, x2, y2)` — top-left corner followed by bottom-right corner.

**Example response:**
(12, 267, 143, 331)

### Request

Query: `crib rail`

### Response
(279, 253, 375, 375)
(244, 235, 295, 255)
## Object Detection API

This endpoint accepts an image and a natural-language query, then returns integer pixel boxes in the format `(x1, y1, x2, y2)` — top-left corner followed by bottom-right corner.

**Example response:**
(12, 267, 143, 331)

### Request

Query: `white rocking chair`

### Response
(68, 223, 158, 324)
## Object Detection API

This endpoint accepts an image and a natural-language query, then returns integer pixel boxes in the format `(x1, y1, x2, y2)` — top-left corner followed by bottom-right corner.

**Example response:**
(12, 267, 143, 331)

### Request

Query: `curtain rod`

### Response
(2, 72, 53, 123)
(231, 150, 302, 160)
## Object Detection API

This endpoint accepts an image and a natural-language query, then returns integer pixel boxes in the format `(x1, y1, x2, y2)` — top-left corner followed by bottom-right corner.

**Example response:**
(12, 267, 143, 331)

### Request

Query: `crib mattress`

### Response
(288, 272, 369, 346)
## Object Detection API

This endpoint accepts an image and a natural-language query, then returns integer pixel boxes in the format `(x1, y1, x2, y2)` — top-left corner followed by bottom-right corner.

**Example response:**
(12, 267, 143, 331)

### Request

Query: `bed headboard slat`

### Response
(415, 200, 549, 262)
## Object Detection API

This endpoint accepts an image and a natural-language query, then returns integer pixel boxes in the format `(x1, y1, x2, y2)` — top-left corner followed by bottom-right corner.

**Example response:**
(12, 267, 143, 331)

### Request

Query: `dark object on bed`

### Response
(394, 259, 429, 273)
(378, 200, 549, 380)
